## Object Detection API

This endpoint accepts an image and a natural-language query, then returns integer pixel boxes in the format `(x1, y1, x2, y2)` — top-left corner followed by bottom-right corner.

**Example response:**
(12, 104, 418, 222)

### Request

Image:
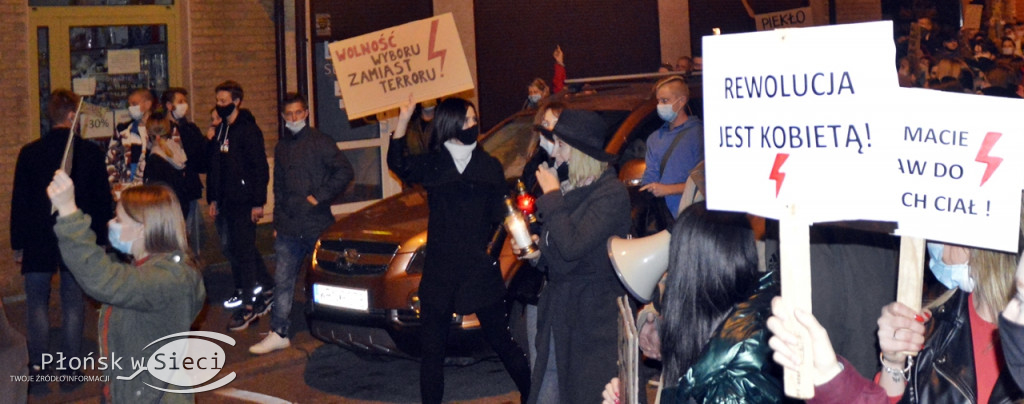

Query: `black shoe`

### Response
(224, 288, 245, 309)
(251, 286, 274, 317)
(228, 307, 258, 332)
(59, 369, 84, 392)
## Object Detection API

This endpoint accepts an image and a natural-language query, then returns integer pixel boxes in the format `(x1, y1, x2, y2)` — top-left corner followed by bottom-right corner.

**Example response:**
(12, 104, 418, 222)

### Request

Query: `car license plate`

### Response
(313, 284, 368, 311)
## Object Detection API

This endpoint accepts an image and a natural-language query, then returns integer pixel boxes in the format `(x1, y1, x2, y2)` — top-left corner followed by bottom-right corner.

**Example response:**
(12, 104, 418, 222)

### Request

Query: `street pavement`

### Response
(4, 213, 524, 403)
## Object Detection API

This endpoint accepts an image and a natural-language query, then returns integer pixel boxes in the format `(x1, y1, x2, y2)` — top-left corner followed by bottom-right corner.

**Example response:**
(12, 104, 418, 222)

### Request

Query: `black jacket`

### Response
(903, 289, 1023, 403)
(528, 168, 632, 404)
(206, 109, 269, 207)
(11, 128, 113, 273)
(273, 126, 353, 239)
(386, 137, 507, 313)
(143, 153, 190, 217)
(175, 117, 207, 201)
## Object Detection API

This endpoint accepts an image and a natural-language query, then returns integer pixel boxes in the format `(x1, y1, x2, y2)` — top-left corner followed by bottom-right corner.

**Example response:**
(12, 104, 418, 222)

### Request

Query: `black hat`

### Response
(533, 124, 555, 141)
(549, 109, 615, 162)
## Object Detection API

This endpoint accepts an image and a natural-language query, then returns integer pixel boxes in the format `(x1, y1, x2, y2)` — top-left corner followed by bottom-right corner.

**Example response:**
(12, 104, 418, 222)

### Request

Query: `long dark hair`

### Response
(431, 98, 475, 151)
(659, 202, 759, 383)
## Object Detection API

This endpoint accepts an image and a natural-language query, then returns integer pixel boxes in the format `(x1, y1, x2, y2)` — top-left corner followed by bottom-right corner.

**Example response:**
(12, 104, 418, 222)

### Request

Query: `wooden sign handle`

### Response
(780, 207, 814, 399)
(896, 237, 925, 312)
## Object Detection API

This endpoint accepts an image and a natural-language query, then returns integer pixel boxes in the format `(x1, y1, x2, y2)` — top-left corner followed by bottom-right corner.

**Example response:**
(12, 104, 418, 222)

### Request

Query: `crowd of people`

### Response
(8, 15, 1024, 404)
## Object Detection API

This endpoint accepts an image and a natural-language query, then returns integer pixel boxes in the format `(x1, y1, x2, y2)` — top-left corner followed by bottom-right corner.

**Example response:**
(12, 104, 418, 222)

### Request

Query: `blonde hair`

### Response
(564, 146, 607, 190)
(146, 114, 177, 159)
(120, 185, 195, 268)
(971, 248, 1018, 314)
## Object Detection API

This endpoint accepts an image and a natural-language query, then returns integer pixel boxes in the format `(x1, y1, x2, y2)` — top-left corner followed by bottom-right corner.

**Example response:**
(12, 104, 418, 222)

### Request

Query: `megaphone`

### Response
(607, 230, 670, 303)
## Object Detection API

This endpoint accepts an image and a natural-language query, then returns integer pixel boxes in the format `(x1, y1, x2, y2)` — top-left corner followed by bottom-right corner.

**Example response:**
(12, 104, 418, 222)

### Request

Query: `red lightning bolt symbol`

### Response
(769, 153, 789, 198)
(427, 20, 447, 73)
(975, 132, 1003, 186)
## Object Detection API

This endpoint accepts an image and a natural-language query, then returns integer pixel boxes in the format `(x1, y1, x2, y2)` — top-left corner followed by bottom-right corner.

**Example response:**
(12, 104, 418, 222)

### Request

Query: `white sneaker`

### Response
(249, 332, 290, 355)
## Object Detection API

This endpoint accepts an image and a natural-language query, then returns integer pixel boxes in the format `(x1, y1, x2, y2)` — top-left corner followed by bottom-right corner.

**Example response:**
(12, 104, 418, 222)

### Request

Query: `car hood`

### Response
(321, 186, 429, 246)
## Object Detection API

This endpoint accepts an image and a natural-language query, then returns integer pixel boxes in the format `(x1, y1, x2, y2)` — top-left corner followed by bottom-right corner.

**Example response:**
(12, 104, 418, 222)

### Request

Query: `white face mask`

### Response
(173, 103, 189, 119)
(285, 120, 306, 133)
(926, 242, 975, 292)
(128, 105, 144, 121)
(538, 136, 555, 155)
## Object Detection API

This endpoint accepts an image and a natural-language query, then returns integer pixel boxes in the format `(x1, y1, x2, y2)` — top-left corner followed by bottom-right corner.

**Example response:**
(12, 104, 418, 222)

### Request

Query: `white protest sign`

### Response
(755, 7, 814, 31)
(874, 88, 1024, 252)
(703, 21, 898, 223)
(328, 13, 474, 120)
(80, 102, 115, 139)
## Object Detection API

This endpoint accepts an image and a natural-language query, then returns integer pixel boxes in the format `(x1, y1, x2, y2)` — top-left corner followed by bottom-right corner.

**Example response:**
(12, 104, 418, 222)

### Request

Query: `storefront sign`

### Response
(755, 7, 813, 31)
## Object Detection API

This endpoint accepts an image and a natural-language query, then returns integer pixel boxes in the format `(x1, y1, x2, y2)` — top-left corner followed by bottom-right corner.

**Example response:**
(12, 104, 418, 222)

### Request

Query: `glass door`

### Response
(29, 5, 181, 140)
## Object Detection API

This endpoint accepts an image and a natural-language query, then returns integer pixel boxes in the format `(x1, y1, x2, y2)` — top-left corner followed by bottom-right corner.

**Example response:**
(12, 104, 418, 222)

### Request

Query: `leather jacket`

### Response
(902, 289, 1023, 404)
(664, 273, 783, 403)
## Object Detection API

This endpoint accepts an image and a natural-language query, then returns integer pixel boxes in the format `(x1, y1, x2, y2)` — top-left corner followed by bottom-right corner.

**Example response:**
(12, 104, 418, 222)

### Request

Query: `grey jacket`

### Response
(273, 126, 353, 239)
(55, 211, 205, 404)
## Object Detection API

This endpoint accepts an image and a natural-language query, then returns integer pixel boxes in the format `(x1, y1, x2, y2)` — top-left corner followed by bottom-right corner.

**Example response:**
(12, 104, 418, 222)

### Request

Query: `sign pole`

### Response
(780, 205, 814, 399)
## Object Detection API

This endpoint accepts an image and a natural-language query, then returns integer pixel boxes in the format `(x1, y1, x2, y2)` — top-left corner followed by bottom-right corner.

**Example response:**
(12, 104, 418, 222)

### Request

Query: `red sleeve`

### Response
(552, 62, 566, 94)
(808, 357, 892, 404)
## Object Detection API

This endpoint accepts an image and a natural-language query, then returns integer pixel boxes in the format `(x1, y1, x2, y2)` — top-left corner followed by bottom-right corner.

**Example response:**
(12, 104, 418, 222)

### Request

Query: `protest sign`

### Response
(874, 88, 1024, 252)
(617, 296, 638, 404)
(702, 21, 898, 223)
(755, 7, 814, 31)
(328, 13, 474, 120)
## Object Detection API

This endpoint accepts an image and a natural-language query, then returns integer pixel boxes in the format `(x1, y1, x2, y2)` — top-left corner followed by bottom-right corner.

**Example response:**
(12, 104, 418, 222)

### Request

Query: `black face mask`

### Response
(215, 103, 236, 120)
(454, 125, 479, 145)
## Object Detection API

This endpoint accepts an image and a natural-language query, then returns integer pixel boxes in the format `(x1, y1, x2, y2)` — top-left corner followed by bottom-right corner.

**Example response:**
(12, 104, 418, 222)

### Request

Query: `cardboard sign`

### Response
(702, 21, 898, 223)
(328, 13, 474, 120)
(875, 89, 1024, 252)
(80, 102, 115, 139)
(755, 7, 814, 31)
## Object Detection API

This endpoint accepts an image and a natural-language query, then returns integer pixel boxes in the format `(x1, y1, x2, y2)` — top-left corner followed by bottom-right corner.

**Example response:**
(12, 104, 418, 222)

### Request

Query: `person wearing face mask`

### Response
(640, 76, 703, 227)
(206, 80, 274, 332)
(107, 88, 156, 191)
(161, 88, 208, 253)
(47, 172, 205, 404)
(249, 93, 352, 355)
(764, 238, 1024, 404)
(11, 90, 113, 392)
(388, 95, 531, 404)
(523, 78, 551, 110)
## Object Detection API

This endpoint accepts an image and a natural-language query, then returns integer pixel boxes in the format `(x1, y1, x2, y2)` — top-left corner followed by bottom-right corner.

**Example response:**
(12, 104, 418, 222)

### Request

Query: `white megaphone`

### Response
(607, 230, 670, 303)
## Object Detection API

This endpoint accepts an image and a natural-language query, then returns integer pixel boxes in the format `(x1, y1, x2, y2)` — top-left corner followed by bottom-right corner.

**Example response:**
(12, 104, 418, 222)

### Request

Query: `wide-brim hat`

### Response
(549, 109, 615, 162)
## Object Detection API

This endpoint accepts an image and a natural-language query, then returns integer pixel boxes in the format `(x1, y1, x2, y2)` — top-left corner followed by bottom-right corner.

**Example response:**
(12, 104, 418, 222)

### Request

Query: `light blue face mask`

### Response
(657, 102, 680, 122)
(107, 220, 136, 255)
(926, 242, 975, 292)
(528, 94, 542, 104)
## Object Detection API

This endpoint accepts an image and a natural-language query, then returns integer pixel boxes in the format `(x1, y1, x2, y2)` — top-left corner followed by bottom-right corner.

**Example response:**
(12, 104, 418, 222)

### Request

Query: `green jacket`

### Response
(55, 211, 206, 404)
(665, 273, 783, 404)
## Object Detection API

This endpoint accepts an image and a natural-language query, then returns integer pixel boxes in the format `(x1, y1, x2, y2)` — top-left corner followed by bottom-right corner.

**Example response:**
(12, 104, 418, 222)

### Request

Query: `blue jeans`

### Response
(270, 234, 316, 336)
(24, 271, 84, 367)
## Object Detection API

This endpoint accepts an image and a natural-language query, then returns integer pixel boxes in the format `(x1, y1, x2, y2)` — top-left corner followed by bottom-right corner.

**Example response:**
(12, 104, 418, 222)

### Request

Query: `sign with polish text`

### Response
(328, 13, 474, 120)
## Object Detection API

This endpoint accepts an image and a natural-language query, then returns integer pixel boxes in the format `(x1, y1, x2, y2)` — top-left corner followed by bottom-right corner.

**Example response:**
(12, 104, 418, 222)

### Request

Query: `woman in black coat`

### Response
(387, 97, 531, 404)
(143, 113, 191, 217)
(515, 109, 632, 404)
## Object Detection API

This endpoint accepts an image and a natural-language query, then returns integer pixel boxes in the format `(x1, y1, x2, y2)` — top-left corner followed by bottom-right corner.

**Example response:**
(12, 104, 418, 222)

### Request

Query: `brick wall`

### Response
(0, 0, 31, 297)
(835, 0, 882, 24)
(189, 0, 279, 155)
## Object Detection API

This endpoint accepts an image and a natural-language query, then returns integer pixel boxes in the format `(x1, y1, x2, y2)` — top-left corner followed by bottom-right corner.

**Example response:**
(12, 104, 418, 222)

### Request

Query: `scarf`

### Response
(443, 140, 476, 174)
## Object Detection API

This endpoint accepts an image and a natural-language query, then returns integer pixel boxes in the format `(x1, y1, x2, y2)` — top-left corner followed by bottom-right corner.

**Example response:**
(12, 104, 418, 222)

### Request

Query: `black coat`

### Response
(143, 152, 190, 218)
(903, 289, 1023, 403)
(273, 126, 353, 239)
(174, 117, 207, 201)
(11, 128, 113, 273)
(386, 138, 507, 313)
(528, 168, 632, 404)
(207, 109, 269, 208)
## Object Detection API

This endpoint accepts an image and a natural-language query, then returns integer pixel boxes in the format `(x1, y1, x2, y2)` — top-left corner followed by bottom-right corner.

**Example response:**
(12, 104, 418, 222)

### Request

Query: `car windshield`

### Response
(480, 110, 632, 179)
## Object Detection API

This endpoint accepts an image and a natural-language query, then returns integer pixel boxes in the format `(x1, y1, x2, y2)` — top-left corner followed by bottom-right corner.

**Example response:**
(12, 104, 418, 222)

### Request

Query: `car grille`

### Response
(314, 240, 399, 275)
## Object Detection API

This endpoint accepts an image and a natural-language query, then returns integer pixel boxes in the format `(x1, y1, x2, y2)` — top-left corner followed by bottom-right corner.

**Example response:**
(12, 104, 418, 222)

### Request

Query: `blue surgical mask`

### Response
(128, 105, 144, 121)
(107, 220, 136, 255)
(657, 103, 679, 122)
(528, 94, 542, 104)
(926, 242, 975, 292)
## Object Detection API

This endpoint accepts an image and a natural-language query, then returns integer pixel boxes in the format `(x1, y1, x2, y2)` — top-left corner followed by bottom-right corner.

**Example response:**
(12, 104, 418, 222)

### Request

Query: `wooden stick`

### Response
(780, 206, 814, 399)
(60, 97, 86, 175)
(897, 237, 926, 312)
